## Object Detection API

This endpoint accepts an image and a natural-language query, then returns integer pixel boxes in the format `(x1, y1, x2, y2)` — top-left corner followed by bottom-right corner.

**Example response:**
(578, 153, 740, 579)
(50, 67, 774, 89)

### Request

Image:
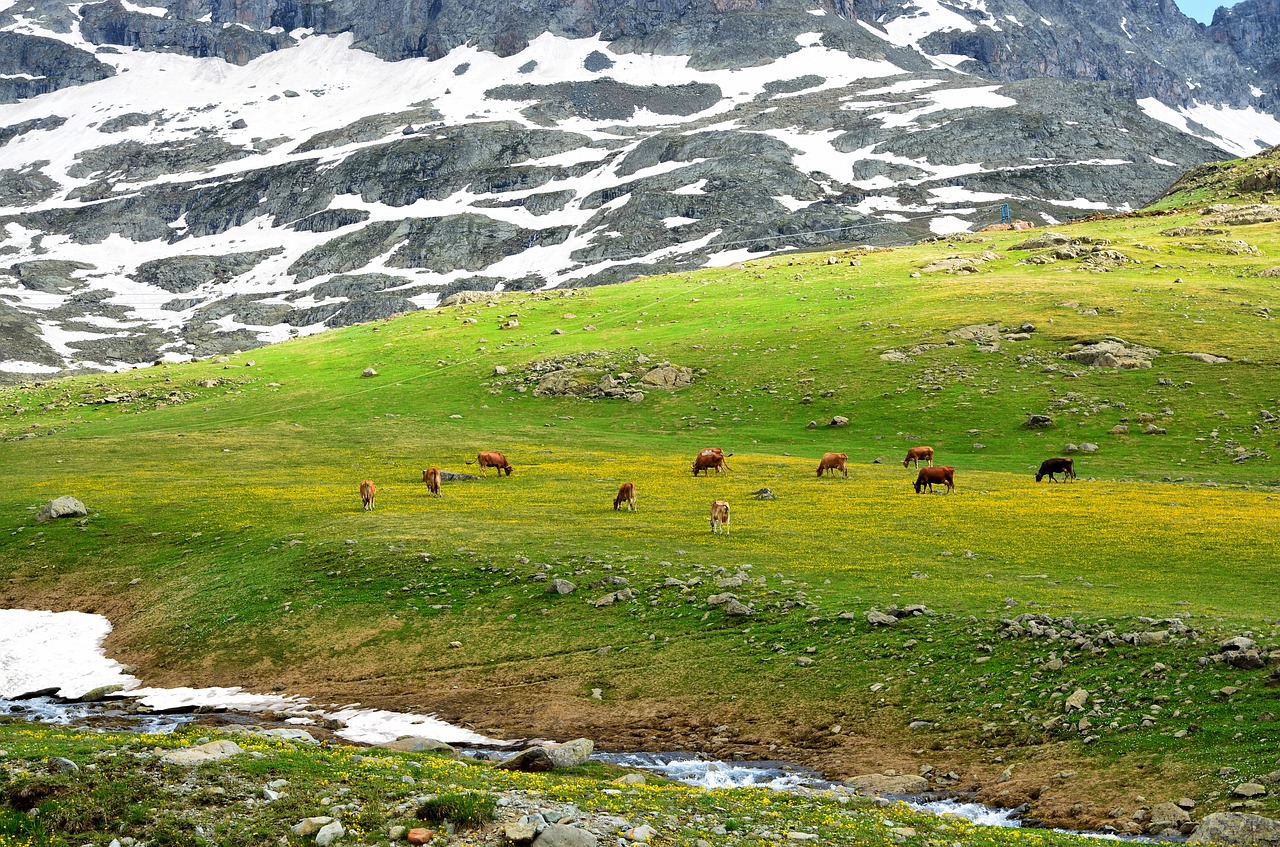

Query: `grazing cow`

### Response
(692, 447, 730, 476)
(614, 482, 637, 512)
(359, 480, 376, 511)
(422, 467, 442, 497)
(1036, 457, 1076, 483)
(914, 466, 955, 494)
(903, 446, 935, 468)
(710, 500, 731, 535)
(469, 451, 513, 476)
(817, 452, 849, 479)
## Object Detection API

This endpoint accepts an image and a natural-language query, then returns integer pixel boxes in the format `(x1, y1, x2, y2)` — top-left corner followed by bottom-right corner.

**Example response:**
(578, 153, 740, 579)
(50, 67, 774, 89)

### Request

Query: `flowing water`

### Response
(2, 609, 1153, 840)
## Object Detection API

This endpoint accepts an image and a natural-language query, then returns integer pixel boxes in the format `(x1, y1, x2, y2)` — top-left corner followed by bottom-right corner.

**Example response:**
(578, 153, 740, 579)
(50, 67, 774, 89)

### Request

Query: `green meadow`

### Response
(2, 203, 1279, 841)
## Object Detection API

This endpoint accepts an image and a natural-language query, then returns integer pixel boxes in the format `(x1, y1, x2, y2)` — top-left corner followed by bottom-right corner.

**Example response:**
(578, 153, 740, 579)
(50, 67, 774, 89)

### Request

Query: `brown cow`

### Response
(469, 451, 513, 476)
(422, 467, 442, 497)
(914, 466, 955, 494)
(359, 479, 376, 511)
(817, 452, 848, 479)
(614, 482, 637, 512)
(710, 500, 731, 535)
(692, 447, 730, 476)
(903, 446, 935, 468)
(1036, 457, 1076, 483)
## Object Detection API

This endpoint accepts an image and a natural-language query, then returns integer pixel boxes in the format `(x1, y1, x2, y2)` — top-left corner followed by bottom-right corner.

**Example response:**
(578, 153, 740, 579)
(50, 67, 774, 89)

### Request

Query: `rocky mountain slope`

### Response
(1, 0, 1279, 378)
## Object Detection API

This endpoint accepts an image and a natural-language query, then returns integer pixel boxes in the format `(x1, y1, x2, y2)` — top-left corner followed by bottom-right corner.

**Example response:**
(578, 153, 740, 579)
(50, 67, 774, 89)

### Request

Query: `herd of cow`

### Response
(356, 446, 1078, 532)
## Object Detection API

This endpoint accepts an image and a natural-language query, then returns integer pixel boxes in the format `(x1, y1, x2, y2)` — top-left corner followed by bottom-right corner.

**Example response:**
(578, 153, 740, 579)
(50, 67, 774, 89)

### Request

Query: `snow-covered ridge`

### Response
(0, 4, 1266, 375)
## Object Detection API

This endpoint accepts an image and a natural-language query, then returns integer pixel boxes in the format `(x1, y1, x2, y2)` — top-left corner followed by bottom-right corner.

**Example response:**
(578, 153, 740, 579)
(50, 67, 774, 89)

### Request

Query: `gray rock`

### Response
(161, 740, 244, 765)
(291, 817, 335, 837)
(534, 823, 598, 847)
(315, 821, 345, 847)
(1024, 414, 1054, 428)
(866, 611, 897, 626)
(1234, 783, 1268, 798)
(1185, 352, 1230, 364)
(506, 820, 539, 844)
(377, 737, 456, 754)
(495, 746, 555, 772)
(438, 470, 479, 481)
(47, 756, 79, 773)
(546, 579, 577, 595)
(545, 738, 593, 768)
(36, 496, 87, 521)
(1148, 802, 1192, 833)
(1220, 636, 1258, 652)
(724, 599, 754, 616)
(361, 367, 378, 378)
(1188, 812, 1280, 845)
(829, 416, 849, 427)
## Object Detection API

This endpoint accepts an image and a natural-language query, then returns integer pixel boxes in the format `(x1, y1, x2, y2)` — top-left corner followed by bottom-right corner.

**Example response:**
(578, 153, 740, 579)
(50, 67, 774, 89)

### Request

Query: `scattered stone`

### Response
(1024, 414, 1054, 428)
(1234, 783, 1268, 798)
(361, 367, 378, 378)
(724, 599, 754, 617)
(47, 756, 79, 773)
(829, 416, 849, 427)
(1065, 689, 1089, 712)
(1061, 340, 1157, 369)
(1110, 425, 1130, 435)
(506, 820, 539, 844)
(1185, 352, 1230, 364)
(623, 824, 658, 842)
(866, 610, 898, 626)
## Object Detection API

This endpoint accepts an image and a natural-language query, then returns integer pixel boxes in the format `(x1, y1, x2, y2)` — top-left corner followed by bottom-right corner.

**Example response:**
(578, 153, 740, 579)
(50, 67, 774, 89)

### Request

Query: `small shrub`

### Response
(415, 791, 497, 828)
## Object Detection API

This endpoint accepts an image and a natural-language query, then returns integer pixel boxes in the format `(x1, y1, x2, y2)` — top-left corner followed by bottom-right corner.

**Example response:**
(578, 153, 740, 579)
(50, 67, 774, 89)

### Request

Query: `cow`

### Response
(614, 482, 637, 512)
(359, 480, 376, 511)
(903, 446, 935, 468)
(1036, 457, 1076, 482)
(710, 500, 731, 535)
(692, 447, 730, 476)
(914, 466, 955, 494)
(422, 467, 442, 497)
(817, 452, 849, 478)
(468, 451, 513, 476)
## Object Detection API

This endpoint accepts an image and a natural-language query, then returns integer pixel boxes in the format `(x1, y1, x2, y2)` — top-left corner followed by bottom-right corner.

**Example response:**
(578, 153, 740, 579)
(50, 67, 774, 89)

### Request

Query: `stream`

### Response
(2, 609, 1146, 840)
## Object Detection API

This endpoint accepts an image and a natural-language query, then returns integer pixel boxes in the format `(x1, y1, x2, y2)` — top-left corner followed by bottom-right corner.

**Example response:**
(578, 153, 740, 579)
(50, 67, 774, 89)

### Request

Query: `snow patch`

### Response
(1137, 97, 1280, 157)
(929, 214, 972, 234)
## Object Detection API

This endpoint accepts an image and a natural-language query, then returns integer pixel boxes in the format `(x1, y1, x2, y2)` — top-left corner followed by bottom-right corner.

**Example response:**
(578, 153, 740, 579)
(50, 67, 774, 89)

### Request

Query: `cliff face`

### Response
(1211, 0, 1280, 84)
(0, 0, 1277, 376)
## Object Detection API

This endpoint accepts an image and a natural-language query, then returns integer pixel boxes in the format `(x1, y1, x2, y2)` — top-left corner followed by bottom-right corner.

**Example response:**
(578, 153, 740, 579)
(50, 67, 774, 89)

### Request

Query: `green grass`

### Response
(2, 204, 1280, 827)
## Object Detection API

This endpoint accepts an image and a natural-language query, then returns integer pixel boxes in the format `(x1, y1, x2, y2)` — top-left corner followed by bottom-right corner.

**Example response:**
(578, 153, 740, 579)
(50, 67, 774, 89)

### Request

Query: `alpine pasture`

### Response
(3, 205, 1280, 837)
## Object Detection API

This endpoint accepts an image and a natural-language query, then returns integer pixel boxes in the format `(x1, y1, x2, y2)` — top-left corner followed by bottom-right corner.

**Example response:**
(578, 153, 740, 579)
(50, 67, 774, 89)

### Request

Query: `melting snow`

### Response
(1137, 97, 1280, 157)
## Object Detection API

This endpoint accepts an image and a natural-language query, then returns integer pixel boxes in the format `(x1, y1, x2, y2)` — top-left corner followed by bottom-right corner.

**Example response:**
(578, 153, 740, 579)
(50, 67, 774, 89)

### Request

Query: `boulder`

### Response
(1148, 802, 1192, 833)
(829, 416, 849, 427)
(546, 579, 577, 595)
(377, 737, 456, 754)
(545, 738, 593, 768)
(506, 820, 539, 844)
(441, 290, 498, 307)
(407, 828, 435, 845)
(1024, 414, 1054, 428)
(316, 821, 346, 847)
(1010, 232, 1072, 250)
(438, 470, 479, 481)
(495, 746, 555, 772)
(845, 774, 928, 794)
(36, 496, 88, 521)
(866, 611, 897, 626)
(1234, 783, 1268, 798)
(161, 739, 244, 765)
(292, 817, 335, 837)
(1185, 352, 1229, 364)
(724, 599, 754, 617)
(1188, 812, 1280, 845)
(534, 824, 598, 847)
(640, 366, 693, 389)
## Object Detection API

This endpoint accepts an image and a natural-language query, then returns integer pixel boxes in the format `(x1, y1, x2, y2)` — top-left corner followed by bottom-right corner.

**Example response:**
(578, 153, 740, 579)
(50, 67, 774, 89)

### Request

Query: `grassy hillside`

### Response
(1154, 143, 1280, 208)
(3, 203, 1280, 832)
